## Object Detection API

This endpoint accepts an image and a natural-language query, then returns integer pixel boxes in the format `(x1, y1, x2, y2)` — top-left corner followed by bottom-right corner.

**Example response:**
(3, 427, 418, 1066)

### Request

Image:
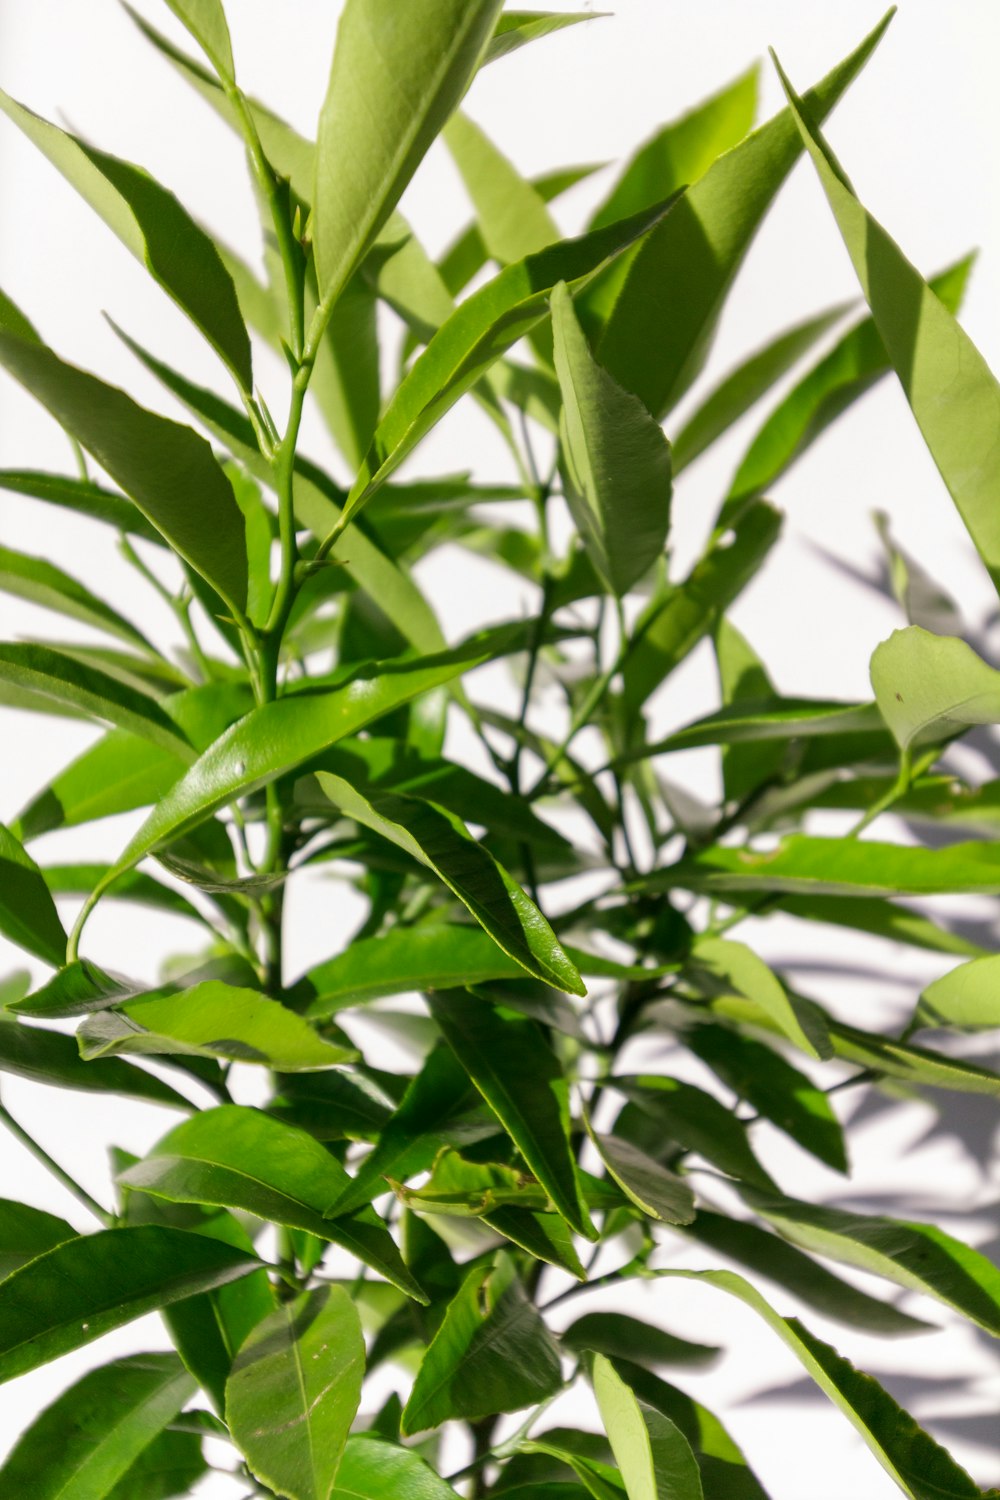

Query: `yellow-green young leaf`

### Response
(0, 1226, 258, 1383)
(0, 93, 250, 389)
(689, 935, 824, 1059)
(740, 1186, 1000, 1338)
(0, 327, 248, 615)
(484, 10, 603, 67)
(870, 626, 1000, 751)
(659, 1270, 985, 1500)
(226, 1287, 364, 1500)
(593, 1355, 704, 1500)
(552, 282, 672, 597)
(775, 51, 1000, 598)
(77, 981, 356, 1071)
(401, 1256, 562, 1434)
(595, 15, 891, 418)
(428, 990, 596, 1240)
(314, 775, 584, 995)
(0, 822, 67, 968)
(163, 0, 234, 80)
(918, 954, 1000, 1032)
(313, 0, 504, 317)
(330, 1437, 459, 1500)
(444, 112, 558, 264)
(0, 1353, 195, 1498)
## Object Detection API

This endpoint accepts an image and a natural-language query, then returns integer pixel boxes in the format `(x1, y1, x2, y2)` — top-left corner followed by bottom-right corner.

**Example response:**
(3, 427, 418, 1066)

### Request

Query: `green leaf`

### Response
(681, 1210, 931, 1336)
(0, 468, 163, 541)
(741, 1186, 1000, 1338)
(775, 50, 1000, 597)
(721, 256, 974, 523)
(659, 1270, 984, 1500)
(0, 92, 250, 389)
(104, 1427, 207, 1500)
(0, 544, 152, 650)
(737, 891, 986, 960)
(0, 1352, 195, 1498)
(78, 981, 356, 1071)
(330, 1436, 459, 1500)
(671, 302, 850, 474)
(551, 282, 672, 597)
(561, 1314, 718, 1372)
(585, 1125, 696, 1226)
(826, 1019, 1000, 1098)
(0, 644, 192, 759)
(226, 1286, 364, 1500)
(163, 0, 234, 80)
(313, 775, 584, 995)
(594, 17, 890, 417)
(445, 111, 558, 266)
(401, 1255, 562, 1434)
(117, 1105, 426, 1302)
(0, 1198, 75, 1280)
(622, 501, 782, 715)
(688, 935, 823, 1058)
(338, 196, 679, 533)
(313, 0, 504, 315)
(484, 10, 603, 66)
(0, 822, 67, 966)
(593, 1354, 704, 1500)
(0, 328, 248, 613)
(613, 1076, 777, 1192)
(870, 626, 1000, 751)
(0, 1012, 191, 1109)
(427, 989, 596, 1239)
(640, 698, 883, 757)
(917, 953, 1000, 1032)
(0, 1225, 258, 1383)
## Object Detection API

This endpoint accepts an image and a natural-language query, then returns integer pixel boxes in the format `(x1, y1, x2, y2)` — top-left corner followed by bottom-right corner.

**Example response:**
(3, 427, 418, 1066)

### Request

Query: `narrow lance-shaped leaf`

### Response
(870, 626, 1000, 751)
(0, 91, 251, 389)
(593, 1353, 704, 1500)
(0, 1011, 193, 1109)
(314, 773, 584, 995)
(658, 1270, 986, 1500)
(428, 989, 597, 1239)
(313, 0, 505, 319)
(688, 935, 824, 1058)
(774, 47, 1000, 597)
(163, 0, 235, 81)
(586, 1125, 696, 1228)
(0, 1353, 196, 1499)
(552, 282, 672, 597)
(0, 1225, 258, 1383)
(0, 322, 248, 614)
(0, 543, 152, 650)
(484, 10, 604, 66)
(226, 1287, 364, 1500)
(445, 111, 558, 265)
(0, 468, 163, 541)
(0, 822, 67, 967)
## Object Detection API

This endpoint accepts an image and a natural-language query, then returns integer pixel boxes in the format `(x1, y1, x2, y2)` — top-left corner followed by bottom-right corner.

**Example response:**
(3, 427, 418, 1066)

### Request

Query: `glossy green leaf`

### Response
(741, 1186, 1000, 1337)
(739, 891, 986, 959)
(314, 775, 584, 994)
(870, 626, 1000, 751)
(681, 1210, 930, 1336)
(226, 1286, 364, 1500)
(0, 1012, 190, 1109)
(78, 981, 355, 1071)
(776, 51, 1000, 596)
(622, 501, 781, 715)
(163, 0, 234, 80)
(0, 91, 250, 389)
(0, 544, 151, 650)
(428, 989, 596, 1238)
(338, 196, 678, 532)
(0, 1352, 195, 1498)
(0, 1225, 258, 1383)
(0, 468, 162, 541)
(917, 953, 1000, 1032)
(485, 10, 603, 66)
(330, 1436, 458, 1500)
(401, 1255, 562, 1434)
(313, 0, 504, 316)
(614, 1076, 777, 1192)
(640, 698, 882, 757)
(586, 1125, 696, 1226)
(688, 935, 823, 1058)
(827, 1018, 1000, 1097)
(104, 1427, 207, 1500)
(562, 1314, 718, 1371)
(552, 282, 672, 597)
(446, 112, 557, 265)
(0, 328, 248, 613)
(593, 1354, 704, 1500)
(595, 18, 890, 417)
(117, 1105, 425, 1301)
(0, 1199, 75, 1280)
(660, 1270, 984, 1499)
(298, 925, 526, 1015)
(0, 821, 66, 966)
(721, 256, 974, 524)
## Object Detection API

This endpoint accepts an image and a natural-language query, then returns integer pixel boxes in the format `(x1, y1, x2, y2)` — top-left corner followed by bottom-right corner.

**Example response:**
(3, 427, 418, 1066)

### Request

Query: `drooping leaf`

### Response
(117, 1105, 425, 1301)
(0, 1012, 191, 1109)
(401, 1255, 562, 1434)
(613, 1076, 777, 1192)
(0, 822, 67, 967)
(427, 989, 596, 1239)
(0, 1199, 76, 1280)
(313, 0, 505, 317)
(873, 510, 963, 636)
(313, 775, 584, 995)
(0, 1225, 258, 1383)
(562, 1314, 719, 1372)
(775, 51, 1000, 597)
(870, 626, 1000, 751)
(226, 1286, 364, 1500)
(0, 91, 251, 388)
(0, 468, 163, 540)
(0, 1352, 195, 1498)
(593, 1354, 704, 1500)
(586, 1124, 696, 1226)
(330, 1436, 459, 1500)
(551, 282, 672, 597)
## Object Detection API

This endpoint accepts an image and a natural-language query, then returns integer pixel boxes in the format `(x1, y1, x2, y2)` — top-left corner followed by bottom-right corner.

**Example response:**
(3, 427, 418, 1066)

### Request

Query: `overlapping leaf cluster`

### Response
(1, 4, 999, 1496)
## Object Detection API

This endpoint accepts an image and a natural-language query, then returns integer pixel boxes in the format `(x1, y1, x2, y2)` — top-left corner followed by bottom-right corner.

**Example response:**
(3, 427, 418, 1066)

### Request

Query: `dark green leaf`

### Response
(330, 1436, 459, 1499)
(586, 1125, 696, 1225)
(0, 544, 151, 650)
(562, 1314, 718, 1371)
(105, 1428, 207, 1500)
(0, 1198, 76, 1280)
(0, 1012, 191, 1109)
(0, 822, 66, 966)
(613, 1076, 777, 1192)
(0, 468, 163, 540)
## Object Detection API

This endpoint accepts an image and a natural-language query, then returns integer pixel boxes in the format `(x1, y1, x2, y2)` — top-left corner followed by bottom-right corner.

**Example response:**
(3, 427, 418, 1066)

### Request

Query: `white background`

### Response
(1, 2, 999, 1494)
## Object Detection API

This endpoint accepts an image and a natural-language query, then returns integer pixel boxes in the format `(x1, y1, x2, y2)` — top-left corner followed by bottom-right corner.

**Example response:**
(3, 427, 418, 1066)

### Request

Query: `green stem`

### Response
(0, 1095, 111, 1226)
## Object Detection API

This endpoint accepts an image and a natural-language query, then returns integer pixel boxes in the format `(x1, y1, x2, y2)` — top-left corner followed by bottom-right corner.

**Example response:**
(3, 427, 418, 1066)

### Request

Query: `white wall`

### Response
(1, 3, 999, 1493)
